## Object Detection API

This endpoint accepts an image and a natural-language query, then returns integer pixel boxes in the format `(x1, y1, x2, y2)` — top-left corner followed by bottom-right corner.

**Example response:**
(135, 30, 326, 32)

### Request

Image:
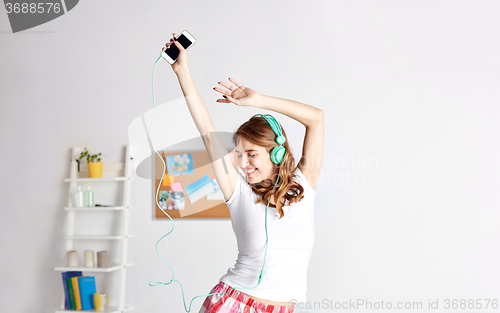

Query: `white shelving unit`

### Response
(54, 146, 135, 313)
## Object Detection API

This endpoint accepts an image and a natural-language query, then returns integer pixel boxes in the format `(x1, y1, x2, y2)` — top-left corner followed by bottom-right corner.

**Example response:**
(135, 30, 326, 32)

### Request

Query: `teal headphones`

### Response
(252, 113, 286, 165)
(148, 56, 288, 312)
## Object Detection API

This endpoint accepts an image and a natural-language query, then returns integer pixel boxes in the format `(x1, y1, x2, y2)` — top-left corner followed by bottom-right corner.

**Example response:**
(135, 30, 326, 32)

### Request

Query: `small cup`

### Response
(84, 250, 95, 268)
(97, 251, 108, 268)
(67, 250, 78, 267)
(93, 293, 110, 311)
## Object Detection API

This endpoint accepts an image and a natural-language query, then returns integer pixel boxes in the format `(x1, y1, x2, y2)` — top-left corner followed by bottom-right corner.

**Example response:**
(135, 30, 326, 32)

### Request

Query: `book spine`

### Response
(78, 276, 96, 310)
(71, 276, 83, 310)
(62, 273, 70, 310)
(62, 271, 82, 310)
(67, 277, 75, 310)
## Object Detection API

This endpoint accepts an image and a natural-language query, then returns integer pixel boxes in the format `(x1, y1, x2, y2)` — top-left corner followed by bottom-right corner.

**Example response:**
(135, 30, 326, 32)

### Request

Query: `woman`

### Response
(163, 33, 324, 313)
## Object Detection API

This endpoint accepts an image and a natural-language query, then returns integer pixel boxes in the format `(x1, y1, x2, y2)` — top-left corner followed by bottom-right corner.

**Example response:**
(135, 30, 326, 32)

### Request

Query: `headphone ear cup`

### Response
(271, 146, 286, 165)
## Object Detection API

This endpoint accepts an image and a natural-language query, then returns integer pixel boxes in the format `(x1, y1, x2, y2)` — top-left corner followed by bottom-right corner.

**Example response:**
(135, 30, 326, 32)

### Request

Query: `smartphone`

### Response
(161, 30, 196, 64)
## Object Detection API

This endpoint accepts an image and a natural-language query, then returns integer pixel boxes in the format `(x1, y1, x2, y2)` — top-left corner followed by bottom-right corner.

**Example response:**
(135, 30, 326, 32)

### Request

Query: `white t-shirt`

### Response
(219, 166, 315, 303)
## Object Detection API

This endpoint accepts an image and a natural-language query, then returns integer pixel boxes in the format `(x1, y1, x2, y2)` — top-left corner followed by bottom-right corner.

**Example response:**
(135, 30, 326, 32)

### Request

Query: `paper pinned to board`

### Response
(170, 182, 183, 192)
(185, 175, 214, 204)
(207, 178, 224, 200)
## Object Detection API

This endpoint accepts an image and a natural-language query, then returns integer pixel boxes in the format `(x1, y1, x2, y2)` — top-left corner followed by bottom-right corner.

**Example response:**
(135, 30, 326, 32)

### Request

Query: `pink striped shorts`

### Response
(198, 280, 296, 313)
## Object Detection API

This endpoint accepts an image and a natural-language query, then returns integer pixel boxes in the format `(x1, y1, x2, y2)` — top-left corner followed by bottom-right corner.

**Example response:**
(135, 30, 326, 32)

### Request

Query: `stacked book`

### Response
(61, 271, 97, 310)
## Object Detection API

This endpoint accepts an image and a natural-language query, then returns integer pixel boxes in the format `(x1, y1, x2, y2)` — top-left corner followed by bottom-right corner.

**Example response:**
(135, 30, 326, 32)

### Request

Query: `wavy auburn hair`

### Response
(233, 115, 304, 219)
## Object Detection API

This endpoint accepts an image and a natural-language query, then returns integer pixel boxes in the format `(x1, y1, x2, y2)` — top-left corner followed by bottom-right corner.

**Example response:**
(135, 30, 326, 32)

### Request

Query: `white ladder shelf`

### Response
(54, 146, 135, 313)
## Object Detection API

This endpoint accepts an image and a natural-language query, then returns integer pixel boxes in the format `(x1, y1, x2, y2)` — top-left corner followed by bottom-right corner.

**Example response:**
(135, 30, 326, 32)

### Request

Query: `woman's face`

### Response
(235, 136, 278, 184)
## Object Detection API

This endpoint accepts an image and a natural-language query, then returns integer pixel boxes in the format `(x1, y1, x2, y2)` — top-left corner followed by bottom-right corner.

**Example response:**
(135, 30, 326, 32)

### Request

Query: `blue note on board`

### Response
(185, 175, 214, 204)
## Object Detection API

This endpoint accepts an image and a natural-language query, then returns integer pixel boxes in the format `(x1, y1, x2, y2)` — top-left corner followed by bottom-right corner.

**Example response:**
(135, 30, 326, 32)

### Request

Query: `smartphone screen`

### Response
(165, 34, 193, 61)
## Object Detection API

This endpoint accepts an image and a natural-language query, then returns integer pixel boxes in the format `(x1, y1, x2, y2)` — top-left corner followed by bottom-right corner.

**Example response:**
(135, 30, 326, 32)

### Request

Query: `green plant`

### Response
(78, 147, 102, 163)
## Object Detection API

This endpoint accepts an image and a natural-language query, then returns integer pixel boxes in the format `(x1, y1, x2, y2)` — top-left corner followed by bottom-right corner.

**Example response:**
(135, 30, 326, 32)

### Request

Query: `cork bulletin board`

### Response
(154, 150, 236, 219)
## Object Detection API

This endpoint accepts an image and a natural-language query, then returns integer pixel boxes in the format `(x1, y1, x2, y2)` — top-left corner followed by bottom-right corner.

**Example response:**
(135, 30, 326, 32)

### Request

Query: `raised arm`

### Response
(257, 95, 324, 190)
(214, 79, 324, 190)
(163, 34, 238, 202)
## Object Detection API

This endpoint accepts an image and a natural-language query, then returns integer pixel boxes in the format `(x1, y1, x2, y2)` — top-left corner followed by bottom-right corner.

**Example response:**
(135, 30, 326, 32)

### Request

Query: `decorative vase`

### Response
(88, 162, 103, 178)
(84, 250, 95, 267)
(97, 251, 108, 268)
(67, 250, 78, 267)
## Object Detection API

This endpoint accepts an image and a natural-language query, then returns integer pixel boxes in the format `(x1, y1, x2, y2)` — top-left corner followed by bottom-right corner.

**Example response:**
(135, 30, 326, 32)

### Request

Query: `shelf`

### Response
(64, 177, 127, 182)
(65, 235, 134, 240)
(60, 147, 134, 312)
(64, 206, 128, 211)
(55, 305, 135, 313)
(54, 262, 134, 273)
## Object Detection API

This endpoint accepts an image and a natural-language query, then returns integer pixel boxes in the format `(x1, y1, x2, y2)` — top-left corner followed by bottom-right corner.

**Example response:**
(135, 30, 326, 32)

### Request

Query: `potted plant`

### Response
(78, 147, 103, 178)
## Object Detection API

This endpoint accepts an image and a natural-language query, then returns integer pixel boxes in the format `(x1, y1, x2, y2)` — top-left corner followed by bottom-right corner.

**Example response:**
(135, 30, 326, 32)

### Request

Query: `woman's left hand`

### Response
(214, 78, 262, 107)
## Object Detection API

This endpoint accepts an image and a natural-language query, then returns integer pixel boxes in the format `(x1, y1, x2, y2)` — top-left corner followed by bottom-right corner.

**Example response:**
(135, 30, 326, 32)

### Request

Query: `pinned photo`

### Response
(159, 190, 185, 210)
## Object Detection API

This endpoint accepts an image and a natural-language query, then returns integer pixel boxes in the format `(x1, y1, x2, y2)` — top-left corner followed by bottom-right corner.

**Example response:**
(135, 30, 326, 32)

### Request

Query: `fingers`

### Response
(218, 81, 237, 92)
(216, 96, 238, 105)
(164, 33, 179, 49)
(213, 86, 231, 97)
(213, 86, 237, 104)
(228, 78, 242, 88)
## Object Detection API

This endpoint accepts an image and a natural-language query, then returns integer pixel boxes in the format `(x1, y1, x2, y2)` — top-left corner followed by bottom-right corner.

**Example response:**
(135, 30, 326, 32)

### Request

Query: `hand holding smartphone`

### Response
(161, 30, 196, 65)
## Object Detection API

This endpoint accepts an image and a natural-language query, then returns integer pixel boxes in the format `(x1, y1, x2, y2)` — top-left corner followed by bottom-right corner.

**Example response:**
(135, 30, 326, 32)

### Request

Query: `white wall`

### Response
(1, 1, 499, 312)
